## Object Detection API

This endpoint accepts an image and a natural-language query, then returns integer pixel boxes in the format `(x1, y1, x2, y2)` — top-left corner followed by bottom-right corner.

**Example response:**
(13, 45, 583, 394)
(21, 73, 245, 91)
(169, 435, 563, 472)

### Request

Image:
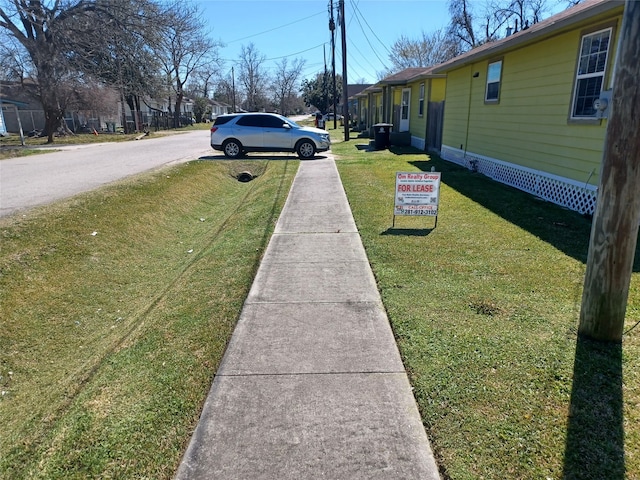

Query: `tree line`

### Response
(0, 0, 310, 143)
(0, 0, 582, 143)
(384, 0, 583, 76)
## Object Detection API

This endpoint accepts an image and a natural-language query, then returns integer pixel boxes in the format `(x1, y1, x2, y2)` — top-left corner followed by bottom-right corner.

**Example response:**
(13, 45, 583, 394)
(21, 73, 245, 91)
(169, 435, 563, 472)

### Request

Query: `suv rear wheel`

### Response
(223, 139, 243, 158)
(296, 140, 315, 159)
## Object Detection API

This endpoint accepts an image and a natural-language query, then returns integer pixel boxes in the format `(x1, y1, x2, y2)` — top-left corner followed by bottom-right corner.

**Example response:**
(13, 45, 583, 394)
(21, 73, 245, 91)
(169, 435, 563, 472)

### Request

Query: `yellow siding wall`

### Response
(442, 66, 474, 152)
(442, 18, 621, 186)
(430, 78, 446, 102)
(359, 96, 368, 126)
(372, 93, 382, 123)
(409, 82, 426, 138)
(402, 77, 447, 141)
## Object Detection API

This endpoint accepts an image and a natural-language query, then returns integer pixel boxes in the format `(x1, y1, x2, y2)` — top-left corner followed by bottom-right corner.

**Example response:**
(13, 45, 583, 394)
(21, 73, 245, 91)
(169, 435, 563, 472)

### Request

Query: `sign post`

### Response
(393, 171, 441, 228)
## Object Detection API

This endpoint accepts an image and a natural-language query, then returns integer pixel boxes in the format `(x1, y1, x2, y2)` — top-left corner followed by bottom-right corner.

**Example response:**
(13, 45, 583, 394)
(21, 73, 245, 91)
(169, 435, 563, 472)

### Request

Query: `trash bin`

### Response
(373, 123, 393, 149)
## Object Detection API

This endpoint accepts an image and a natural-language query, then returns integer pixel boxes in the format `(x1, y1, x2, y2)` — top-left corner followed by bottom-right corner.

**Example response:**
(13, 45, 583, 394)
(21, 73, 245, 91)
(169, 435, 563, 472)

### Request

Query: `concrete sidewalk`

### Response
(175, 154, 440, 479)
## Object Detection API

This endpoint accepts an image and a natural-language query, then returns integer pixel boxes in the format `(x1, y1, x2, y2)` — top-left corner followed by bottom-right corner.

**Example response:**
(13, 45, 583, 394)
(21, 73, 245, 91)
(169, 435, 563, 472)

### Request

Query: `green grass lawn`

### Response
(0, 157, 297, 479)
(331, 134, 640, 479)
(2, 124, 640, 479)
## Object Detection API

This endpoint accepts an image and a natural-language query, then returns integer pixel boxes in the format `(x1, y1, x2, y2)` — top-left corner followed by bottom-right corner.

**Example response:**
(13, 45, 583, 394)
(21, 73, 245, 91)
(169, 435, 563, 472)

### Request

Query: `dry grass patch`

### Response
(0, 158, 297, 478)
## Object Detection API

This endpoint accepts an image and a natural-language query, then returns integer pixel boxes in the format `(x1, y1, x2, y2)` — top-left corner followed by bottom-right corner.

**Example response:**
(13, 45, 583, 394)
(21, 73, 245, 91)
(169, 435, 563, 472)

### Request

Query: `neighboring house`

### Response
(208, 99, 232, 120)
(0, 83, 46, 133)
(378, 67, 446, 151)
(353, 84, 382, 132)
(432, 0, 624, 215)
(136, 96, 196, 129)
(1, 80, 200, 133)
(0, 98, 30, 136)
(0, 101, 5, 135)
(343, 84, 372, 126)
(350, 68, 446, 152)
(2, 80, 122, 133)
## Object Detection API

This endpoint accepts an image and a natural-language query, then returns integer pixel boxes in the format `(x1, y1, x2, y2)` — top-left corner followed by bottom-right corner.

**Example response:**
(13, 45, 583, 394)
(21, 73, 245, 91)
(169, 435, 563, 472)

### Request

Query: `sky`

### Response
(197, 0, 453, 85)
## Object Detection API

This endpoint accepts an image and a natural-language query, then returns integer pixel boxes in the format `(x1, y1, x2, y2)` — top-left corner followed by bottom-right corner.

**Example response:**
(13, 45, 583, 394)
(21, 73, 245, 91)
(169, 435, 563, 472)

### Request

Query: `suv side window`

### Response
(213, 115, 237, 126)
(263, 115, 286, 128)
(236, 115, 264, 127)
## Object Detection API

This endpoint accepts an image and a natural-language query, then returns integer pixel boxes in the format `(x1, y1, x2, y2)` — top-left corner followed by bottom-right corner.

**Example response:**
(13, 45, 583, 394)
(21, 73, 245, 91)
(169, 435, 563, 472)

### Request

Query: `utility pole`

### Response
(231, 66, 236, 113)
(339, 0, 349, 142)
(323, 44, 328, 115)
(330, 0, 337, 129)
(579, 0, 640, 342)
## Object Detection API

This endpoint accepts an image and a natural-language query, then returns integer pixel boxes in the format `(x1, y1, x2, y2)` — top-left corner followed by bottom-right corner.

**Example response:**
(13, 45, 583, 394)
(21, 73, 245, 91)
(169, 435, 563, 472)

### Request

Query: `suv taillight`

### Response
(210, 126, 218, 133)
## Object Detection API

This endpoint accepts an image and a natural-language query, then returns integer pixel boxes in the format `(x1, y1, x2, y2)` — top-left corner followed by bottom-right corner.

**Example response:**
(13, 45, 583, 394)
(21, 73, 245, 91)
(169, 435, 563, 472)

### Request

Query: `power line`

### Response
(226, 11, 325, 44)
(348, 0, 391, 56)
(347, 36, 381, 73)
(221, 43, 326, 65)
(335, 48, 365, 83)
(265, 43, 326, 61)
(346, 0, 388, 67)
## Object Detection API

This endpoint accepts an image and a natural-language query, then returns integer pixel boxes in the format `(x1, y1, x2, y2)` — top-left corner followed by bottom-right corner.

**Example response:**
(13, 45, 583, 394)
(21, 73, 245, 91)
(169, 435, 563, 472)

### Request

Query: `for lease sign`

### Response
(394, 171, 441, 216)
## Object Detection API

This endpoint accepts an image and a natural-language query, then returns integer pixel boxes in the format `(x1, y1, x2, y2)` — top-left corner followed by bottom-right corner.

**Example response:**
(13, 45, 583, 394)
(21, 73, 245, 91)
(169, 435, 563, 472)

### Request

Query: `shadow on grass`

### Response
(562, 336, 624, 479)
(409, 156, 640, 271)
(381, 227, 434, 237)
(199, 154, 328, 161)
(389, 145, 422, 155)
(355, 144, 372, 151)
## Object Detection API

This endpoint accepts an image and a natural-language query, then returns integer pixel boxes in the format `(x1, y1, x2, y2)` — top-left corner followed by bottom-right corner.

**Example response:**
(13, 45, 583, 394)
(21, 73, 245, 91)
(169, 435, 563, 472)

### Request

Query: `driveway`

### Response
(0, 130, 212, 218)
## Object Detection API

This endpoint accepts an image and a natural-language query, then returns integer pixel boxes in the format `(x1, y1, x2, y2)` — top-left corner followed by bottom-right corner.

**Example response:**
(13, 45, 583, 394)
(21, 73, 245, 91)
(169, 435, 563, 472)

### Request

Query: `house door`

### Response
(400, 88, 410, 132)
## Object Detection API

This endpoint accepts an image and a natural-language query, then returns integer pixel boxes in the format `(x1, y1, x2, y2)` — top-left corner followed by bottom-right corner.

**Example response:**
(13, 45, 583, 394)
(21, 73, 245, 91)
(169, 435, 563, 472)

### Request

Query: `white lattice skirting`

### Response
(440, 145, 597, 215)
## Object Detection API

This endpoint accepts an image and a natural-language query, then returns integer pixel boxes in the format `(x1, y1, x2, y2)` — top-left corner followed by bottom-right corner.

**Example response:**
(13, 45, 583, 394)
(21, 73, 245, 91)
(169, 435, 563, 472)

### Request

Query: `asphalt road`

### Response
(0, 130, 214, 218)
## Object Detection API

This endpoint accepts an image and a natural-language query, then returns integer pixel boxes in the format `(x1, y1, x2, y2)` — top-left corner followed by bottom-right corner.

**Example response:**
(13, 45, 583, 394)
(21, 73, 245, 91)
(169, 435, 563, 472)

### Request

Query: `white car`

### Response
(210, 112, 331, 159)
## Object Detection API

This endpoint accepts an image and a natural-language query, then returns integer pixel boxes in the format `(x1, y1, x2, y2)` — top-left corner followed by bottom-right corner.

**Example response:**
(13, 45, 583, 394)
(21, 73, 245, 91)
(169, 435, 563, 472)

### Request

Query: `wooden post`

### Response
(579, 0, 640, 342)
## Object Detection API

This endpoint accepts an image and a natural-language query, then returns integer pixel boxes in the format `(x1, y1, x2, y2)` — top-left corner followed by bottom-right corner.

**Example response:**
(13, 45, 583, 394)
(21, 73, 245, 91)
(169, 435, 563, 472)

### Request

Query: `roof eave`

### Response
(433, 0, 624, 73)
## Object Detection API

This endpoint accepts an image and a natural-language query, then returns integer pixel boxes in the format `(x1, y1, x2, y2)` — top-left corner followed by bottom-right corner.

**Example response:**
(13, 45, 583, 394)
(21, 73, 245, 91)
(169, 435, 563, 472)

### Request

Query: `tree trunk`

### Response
(579, 0, 640, 342)
(43, 106, 64, 144)
(174, 92, 183, 128)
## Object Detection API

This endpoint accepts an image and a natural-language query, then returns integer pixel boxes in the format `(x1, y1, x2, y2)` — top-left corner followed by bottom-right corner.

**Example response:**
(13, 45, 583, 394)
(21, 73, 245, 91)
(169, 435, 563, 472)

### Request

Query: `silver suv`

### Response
(210, 113, 330, 159)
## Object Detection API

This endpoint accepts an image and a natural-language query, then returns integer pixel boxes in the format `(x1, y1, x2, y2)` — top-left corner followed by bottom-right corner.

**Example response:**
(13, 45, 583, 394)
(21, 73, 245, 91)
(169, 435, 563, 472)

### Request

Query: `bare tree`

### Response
(270, 57, 305, 116)
(238, 43, 269, 112)
(0, 1, 111, 142)
(448, 0, 560, 51)
(0, 33, 29, 81)
(76, 0, 166, 133)
(0, 0, 168, 140)
(488, 0, 550, 32)
(388, 29, 461, 71)
(448, 0, 479, 49)
(188, 66, 221, 99)
(214, 73, 237, 109)
(155, 1, 221, 127)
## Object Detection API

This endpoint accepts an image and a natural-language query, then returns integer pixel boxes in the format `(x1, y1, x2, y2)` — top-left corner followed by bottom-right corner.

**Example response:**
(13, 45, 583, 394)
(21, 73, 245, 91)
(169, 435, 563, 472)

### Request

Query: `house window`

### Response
(485, 60, 502, 102)
(572, 27, 612, 118)
(419, 83, 425, 116)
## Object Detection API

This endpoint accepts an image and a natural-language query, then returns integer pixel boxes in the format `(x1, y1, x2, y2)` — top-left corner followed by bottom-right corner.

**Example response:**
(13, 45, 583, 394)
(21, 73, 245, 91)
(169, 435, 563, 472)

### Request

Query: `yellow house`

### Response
(351, 67, 446, 151)
(433, 0, 624, 214)
(353, 84, 382, 132)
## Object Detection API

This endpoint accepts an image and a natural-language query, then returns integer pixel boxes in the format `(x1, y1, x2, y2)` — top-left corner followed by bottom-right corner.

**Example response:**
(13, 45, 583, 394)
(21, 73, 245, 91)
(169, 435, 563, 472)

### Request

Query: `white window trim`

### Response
(485, 60, 503, 103)
(570, 26, 612, 120)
